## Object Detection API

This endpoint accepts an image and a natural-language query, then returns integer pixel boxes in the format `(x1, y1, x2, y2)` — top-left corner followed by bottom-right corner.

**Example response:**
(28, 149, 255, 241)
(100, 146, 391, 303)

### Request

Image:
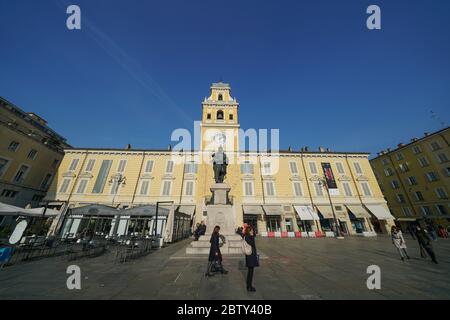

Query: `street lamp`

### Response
(318, 178, 344, 239)
(109, 173, 126, 206)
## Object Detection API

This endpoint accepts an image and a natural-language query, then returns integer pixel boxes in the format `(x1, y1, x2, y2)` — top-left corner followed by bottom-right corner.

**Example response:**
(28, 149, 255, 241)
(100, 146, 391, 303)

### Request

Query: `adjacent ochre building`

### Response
(370, 127, 450, 230)
(45, 83, 395, 237)
(0, 97, 70, 207)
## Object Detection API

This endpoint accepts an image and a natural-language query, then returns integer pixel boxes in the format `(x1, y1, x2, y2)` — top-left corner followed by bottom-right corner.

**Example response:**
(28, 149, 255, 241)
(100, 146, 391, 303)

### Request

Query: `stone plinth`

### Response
(210, 183, 231, 205)
(185, 234, 243, 255)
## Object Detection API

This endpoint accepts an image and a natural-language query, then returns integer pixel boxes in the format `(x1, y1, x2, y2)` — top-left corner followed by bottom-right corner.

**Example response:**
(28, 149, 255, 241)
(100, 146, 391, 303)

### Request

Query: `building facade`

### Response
(45, 83, 395, 237)
(370, 127, 450, 230)
(0, 97, 70, 207)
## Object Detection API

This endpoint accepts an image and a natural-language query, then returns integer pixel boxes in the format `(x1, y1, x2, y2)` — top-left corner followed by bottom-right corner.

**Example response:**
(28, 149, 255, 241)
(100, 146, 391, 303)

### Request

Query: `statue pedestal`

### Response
(186, 182, 240, 255)
(210, 183, 231, 205)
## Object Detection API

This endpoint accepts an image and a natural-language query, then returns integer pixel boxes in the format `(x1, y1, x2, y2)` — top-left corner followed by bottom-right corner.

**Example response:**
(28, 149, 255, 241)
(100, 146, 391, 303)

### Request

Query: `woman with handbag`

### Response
(205, 225, 228, 276)
(244, 226, 259, 292)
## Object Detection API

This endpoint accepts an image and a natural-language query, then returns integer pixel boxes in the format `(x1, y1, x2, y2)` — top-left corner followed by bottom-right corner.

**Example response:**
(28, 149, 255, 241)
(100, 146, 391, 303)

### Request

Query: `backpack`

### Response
(241, 239, 252, 256)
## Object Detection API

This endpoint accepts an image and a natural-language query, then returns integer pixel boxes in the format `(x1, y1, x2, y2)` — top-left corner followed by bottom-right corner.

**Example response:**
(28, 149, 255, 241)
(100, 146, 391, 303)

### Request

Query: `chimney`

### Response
(288, 146, 292, 152)
(168, 144, 172, 151)
(304, 146, 309, 152)
(397, 143, 404, 148)
(319, 146, 325, 152)
(424, 132, 429, 136)
(126, 144, 131, 150)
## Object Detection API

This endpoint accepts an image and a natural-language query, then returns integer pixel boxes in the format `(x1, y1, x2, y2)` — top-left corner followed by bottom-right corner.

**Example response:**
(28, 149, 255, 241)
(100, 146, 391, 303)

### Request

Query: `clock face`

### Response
(214, 133, 226, 145)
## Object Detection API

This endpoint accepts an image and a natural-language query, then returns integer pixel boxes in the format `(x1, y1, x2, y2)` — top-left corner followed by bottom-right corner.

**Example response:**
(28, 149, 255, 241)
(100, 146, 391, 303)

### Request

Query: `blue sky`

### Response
(0, 0, 449, 157)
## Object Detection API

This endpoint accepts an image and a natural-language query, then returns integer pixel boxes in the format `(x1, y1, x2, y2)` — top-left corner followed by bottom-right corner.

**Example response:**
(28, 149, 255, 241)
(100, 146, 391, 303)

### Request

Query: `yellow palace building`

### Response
(45, 82, 395, 238)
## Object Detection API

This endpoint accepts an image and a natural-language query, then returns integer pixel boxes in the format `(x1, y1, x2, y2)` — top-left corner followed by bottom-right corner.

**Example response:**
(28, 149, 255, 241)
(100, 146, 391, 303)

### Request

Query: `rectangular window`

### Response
(354, 162, 363, 174)
(8, 141, 20, 152)
(265, 181, 275, 196)
(336, 162, 345, 174)
(426, 172, 439, 182)
(144, 160, 154, 173)
(76, 179, 88, 194)
(13, 165, 29, 183)
(384, 168, 394, 176)
(52, 159, 59, 168)
(412, 145, 422, 154)
(342, 182, 352, 196)
(27, 149, 38, 160)
(445, 167, 450, 177)
(421, 206, 432, 216)
(0, 189, 18, 198)
(436, 205, 447, 215)
(314, 182, 323, 196)
(360, 182, 372, 196)
(240, 161, 254, 174)
(414, 191, 425, 201)
(418, 156, 429, 167)
(229, 114, 234, 121)
(381, 158, 389, 166)
(40, 174, 53, 189)
(244, 181, 254, 196)
(397, 194, 406, 203)
(92, 160, 112, 193)
(430, 141, 441, 151)
(69, 158, 80, 171)
(162, 180, 172, 196)
(309, 162, 318, 174)
(407, 176, 418, 185)
(391, 180, 400, 189)
(293, 182, 302, 196)
(85, 159, 95, 172)
(185, 181, 194, 196)
(0, 158, 10, 177)
(117, 160, 127, 173)
(395, 153, 404, 161)
(184, 161, 198, 174)
(438, 153, 449, 163)
(59, 178, 71, 193)
(435, 187, 448, 199)
(166, 160, 174, 173)
(140, 180, 150, 195)
(399, 163, 409, 172)
(263, 162, 271, 175)
(289, 161, 298, 174)
(402, 207, 412, 216)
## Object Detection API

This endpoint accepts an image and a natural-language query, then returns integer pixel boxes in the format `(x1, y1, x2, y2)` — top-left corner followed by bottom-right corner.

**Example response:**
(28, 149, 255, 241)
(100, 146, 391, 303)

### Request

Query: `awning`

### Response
(346, 205, 371, 218)
(70, 204, 120, 217)
(396, 217, 417, 222)
(294, 206, 314, 221)
(315, 205, 335, 219)
(24, 207, 59, 217)
(124, 205, 170, 217)
(177, 205, 196, 217)
(263, 205, 283, 216)
(243, 205, 264, 216)
(365, 204, 395, 220)
(0, 202, 59, 217)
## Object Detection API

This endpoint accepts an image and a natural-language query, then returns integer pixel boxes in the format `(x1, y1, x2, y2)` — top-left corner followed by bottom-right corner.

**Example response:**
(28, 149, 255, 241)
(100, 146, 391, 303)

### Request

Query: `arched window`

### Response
(217, 110, 224, 120)
(218, 94, 223, 101)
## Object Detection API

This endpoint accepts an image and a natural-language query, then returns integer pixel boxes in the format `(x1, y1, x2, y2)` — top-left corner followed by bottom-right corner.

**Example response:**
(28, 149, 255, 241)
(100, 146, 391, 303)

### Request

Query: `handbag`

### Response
(241, 239, 252, 255)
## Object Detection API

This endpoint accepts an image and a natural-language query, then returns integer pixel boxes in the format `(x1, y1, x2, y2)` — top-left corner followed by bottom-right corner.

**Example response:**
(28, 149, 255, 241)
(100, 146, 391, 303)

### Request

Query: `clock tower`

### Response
(199, 82, 240, 152)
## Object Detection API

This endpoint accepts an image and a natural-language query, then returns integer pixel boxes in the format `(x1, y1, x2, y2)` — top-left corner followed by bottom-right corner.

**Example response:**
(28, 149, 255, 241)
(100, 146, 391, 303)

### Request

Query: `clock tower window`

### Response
(217, 110, 224, 120)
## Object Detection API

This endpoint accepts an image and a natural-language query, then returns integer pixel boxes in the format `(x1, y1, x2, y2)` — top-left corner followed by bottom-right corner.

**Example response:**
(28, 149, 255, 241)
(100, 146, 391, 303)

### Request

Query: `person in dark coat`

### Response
(205, 225, 228, 276)
(415, 225, 438, 264)
(244, 226, 259, 292)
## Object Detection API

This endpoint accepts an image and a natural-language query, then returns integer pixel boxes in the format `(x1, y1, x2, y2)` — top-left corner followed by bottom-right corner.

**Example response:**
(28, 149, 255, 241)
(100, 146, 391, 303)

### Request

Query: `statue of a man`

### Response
(212, 146, 228, 183)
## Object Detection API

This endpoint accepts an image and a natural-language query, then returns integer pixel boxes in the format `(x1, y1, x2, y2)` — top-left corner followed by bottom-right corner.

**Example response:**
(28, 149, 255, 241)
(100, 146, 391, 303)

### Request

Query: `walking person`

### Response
(205, 225, 228, 277)
(415, 225, 438, 264)
(391, 226, 410, 261)
(244, 226, 259, 292)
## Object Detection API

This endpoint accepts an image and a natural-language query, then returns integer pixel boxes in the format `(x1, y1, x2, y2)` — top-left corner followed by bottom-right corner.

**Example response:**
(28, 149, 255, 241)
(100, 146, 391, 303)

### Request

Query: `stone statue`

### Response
(212, 146, 228, 183)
